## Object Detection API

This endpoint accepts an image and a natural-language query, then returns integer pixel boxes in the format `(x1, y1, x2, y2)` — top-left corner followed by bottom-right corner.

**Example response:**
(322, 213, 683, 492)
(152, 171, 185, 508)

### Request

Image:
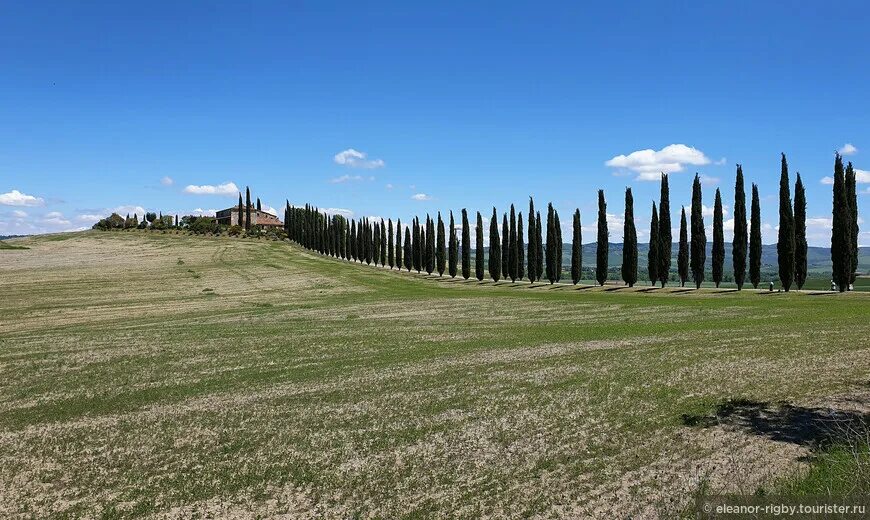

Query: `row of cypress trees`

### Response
(285, 197, 559, 284)
(283, 153, 859, 290)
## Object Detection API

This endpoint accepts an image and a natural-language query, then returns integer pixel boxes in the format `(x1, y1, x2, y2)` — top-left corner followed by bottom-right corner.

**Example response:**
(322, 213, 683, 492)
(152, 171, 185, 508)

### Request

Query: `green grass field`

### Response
(1, 231, 868, 518)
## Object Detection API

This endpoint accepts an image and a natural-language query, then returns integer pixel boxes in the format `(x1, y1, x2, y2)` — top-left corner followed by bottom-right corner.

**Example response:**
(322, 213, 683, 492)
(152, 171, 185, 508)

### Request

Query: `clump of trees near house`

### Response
(92, 186, 288, 239)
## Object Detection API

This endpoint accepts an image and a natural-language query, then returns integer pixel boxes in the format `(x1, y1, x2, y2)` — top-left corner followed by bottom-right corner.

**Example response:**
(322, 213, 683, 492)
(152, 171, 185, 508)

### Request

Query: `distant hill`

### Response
(586, 243, 870, 275)
(475, 243, 870, 279)
(0, 235, 29, 240)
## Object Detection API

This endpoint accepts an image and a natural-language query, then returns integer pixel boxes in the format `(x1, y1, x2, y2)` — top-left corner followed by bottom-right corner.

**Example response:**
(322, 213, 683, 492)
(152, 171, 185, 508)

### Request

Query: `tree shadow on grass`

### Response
(681, 398, 870, 449)
(637, 287, 660, 293)
(670, 288, 695, 294)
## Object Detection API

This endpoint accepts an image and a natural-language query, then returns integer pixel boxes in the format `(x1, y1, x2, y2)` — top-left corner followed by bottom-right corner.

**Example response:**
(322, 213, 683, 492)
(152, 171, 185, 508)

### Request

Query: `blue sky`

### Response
(1, 1, 868, 245)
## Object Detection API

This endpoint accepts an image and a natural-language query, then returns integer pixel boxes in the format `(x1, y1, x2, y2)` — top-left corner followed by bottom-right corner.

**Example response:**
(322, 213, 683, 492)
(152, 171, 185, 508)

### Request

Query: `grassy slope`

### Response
(1, 231, 868, 518)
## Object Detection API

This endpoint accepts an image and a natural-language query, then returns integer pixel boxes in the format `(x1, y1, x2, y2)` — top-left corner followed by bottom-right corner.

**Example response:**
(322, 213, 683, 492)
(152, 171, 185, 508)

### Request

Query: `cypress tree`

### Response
(380, 219, 387, 267)
(535, 211, 544, 280)
(831, 153, 851, 291)
(489, 208, 501, 282)
(501, 213, 509, 279)
(343, 219, 349, 259)
(418, 217, 425, 273)
(366, 219, 374, 265)
(404, 226, 412, 272)
(256, 198, 261, 211)
(690, 173, 706, 289)
(426, 215, 436, 275)
(238, 193, 243, 226)
(658, 174, 672, 287)
(359, 218, 366, 261)
(712, 188, 725, 287)
(373, 221, 380, 264)
(777, 153, 795, 291)
(245, 186, 252, 231)
(732, 165, 748, 290)
(545, 203, 556, 284)
(410, 218, 416, 269)
(399, 225, 414, 273)
(517, 213, 525, 281)
(350, 220, 357, 260)
(555, 210, 563, 282)
(364, 218, 370, 262)
(527, 198, 537, 284)
(413, 218, 421, 272)
(846, 162, 859, 286)
(622, 189, 637, 287)
(678, 207, 689, 287)
(448, 211, 458, 278)
(388, 219, 395, 269)
(794, 174, 808, 289)
(508, 205, 518, 282)
(572, 209, 582, 285)
(596, 190, 609, 286)
(476, 212, 485, 281)
(395, 219, 402, 269)
(648, 203, 659, 286)
(750, 184, 762, 289)
(461, 209, 471, 280)
(436, 212, 446, 276)
(420, 217, 426, 272)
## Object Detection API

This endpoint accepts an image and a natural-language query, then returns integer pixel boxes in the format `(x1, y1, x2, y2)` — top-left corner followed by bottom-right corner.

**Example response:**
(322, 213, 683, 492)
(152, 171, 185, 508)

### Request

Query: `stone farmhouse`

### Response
(215, 205, 283, 229)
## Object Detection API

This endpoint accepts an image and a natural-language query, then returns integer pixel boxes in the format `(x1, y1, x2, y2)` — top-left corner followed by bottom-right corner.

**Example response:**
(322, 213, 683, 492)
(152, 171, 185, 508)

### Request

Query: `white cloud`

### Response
(114, 205, 146, 215)
(190, 208, 217, 217)
(263, 205, 279, 216)
(183, 182, 239, 195)
(605, 144, 712, 181)
(804, 216, 835, 246)
(41, 211, 71, 226)
(333, 148, 385, 169)
(329, 174, 366, 184)
(73, 205, 146, 224)
(411, 193, 432, 201)
(385, 183, 394, 190)
(76, 213, 105, 222)
(714, 157, 727, 165)
(820, 168, 870, 185)
(683, 203, 730, 220)
(0, 189, 45, 207)
(160, 176, 174, 186)
(698, 174, 720, 185)
(324, 207, 354, 218)
(0, 209, 92, 235)
(839, 143, 858, 156)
